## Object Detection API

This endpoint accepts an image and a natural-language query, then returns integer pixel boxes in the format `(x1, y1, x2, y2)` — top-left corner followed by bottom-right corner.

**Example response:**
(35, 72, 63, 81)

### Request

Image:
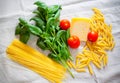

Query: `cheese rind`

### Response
(70, 18, 90, 41)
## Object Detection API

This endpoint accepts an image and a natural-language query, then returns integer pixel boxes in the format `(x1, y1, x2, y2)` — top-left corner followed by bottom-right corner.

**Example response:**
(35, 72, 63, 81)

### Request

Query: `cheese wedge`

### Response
(70, 18, 90, 41)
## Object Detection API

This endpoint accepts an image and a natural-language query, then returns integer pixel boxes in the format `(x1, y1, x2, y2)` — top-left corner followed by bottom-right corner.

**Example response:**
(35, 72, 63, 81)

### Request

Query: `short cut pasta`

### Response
(67, 8, 115, 75)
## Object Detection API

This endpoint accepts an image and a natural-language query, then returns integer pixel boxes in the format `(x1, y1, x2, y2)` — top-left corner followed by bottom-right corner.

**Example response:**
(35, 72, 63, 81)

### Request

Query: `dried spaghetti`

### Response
(6, 39, 66, 83)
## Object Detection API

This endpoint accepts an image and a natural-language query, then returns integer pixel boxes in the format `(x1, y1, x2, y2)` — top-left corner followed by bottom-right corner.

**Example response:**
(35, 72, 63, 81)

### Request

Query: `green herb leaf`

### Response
(30, 16, 45, 31)
(48, 53, 60, 63)
(48, 5, 61, 14)
(54, 10, 60, 20)
(34, 1, 48, 21)
(33, 10, 40, 15)
(37, 38, 47, 50)
(46, 17, 55, 32)
(46, 5, 61, 20)
(34, 1, 47, 10)
(66, 28, 70, 39)
(30, 17, 45, 26)
(20, 27, 30, 44)
(19, 18, 27, 25)
(15, 24, 22, 35)
(27, 24, 42, 36)
(56, 30, 66, 40)
(60, 44, 69, 61)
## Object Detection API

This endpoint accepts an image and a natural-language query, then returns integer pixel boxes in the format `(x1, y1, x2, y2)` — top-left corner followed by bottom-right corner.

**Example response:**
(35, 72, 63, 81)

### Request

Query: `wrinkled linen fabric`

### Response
(0, 0, 120, 83)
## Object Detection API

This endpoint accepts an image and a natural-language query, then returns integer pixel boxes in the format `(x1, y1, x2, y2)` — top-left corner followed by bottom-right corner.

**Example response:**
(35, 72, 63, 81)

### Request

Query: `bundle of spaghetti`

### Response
(67, 8, 115, 75)
(6, 39, 66, 83)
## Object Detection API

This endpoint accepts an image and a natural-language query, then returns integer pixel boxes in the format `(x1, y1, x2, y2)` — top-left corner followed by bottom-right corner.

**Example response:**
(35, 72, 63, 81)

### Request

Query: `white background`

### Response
(0, 0, 120, 83)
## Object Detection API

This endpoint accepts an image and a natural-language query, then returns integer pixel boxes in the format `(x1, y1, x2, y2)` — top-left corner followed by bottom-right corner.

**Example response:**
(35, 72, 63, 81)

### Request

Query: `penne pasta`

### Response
(69, 8, 115, 76)
(88, 65, 94, 75)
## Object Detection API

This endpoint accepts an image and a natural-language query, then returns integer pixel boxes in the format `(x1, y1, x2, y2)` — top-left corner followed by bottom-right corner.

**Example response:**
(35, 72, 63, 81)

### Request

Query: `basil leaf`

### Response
(54, 10, 60, 20)
(27, 24, 42, 36)
(60, 44, 69, 61)
(30, 17, 45, 27)
(15, 24, 21, 35)
(19, 18, 27, 25)
(48, 53, 60, 63)
(47, 5, 61, 20)
(48, 5, 61, 14)
(46, 17, 55, 32)
(34, 1, 48, 21)
(66, 28, 70, 39)
(34, 1, 47, 10)
(30, 17, 45, 31)
(37, 38, 47, 50)
(56, 30, 66, 40)
(20, 27, 30, 44)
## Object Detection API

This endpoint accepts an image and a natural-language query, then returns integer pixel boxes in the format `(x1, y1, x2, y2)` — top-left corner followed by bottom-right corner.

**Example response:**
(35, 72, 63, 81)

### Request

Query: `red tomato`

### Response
(60, 19, 70, 30)
(87, 31, 98, 42)
(67, 35, 80, 48)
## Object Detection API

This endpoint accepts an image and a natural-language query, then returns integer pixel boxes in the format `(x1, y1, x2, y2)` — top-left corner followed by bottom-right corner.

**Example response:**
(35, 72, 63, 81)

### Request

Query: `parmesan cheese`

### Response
(70, 18, 90, 41)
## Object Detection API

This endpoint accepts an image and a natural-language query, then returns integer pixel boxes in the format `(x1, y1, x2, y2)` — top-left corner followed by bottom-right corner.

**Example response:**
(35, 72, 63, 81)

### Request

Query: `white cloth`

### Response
(0, 0, 120, 83)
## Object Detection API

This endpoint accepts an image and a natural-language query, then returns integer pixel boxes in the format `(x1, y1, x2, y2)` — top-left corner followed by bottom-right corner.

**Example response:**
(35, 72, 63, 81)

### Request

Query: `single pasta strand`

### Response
(86, 41, 93, 51)
(75, 58, 80, 67)
(67, 61, 72, 68)
(111, 42, 115, 50)
(105, 55, 108, 66)
(75, 68, 86, 72)
(78, 63, 88, 69)
(103, 56, 106, 67)
(69, 61, 76, 69)
(100, 54, 105, 61)
(80, 58, 88, 63)
(88, 65, 94, 75)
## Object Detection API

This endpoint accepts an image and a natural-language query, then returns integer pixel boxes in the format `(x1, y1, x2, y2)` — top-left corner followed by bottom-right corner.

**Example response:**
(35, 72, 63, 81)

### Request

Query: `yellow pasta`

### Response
(100, 54, 105, 61)
(103, 56, 106, 67)
(69, 61, 76, 69)
(67, 61, 72, 68)
(6, 39, 66, 83)
(111, 42, 115, 50)
(83, 46, 88, 51)
(91, 52, 99, 62)
(80, 58, 88, 63)
(93, 61, 101, 69)
(78, 63, 88, 69)
(75, 58, 80, 67)
(69, 8, 115, 75)
(104, 55, 108, 66)
(76, 68, 86, 72)
(88, 65, 94, 75)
